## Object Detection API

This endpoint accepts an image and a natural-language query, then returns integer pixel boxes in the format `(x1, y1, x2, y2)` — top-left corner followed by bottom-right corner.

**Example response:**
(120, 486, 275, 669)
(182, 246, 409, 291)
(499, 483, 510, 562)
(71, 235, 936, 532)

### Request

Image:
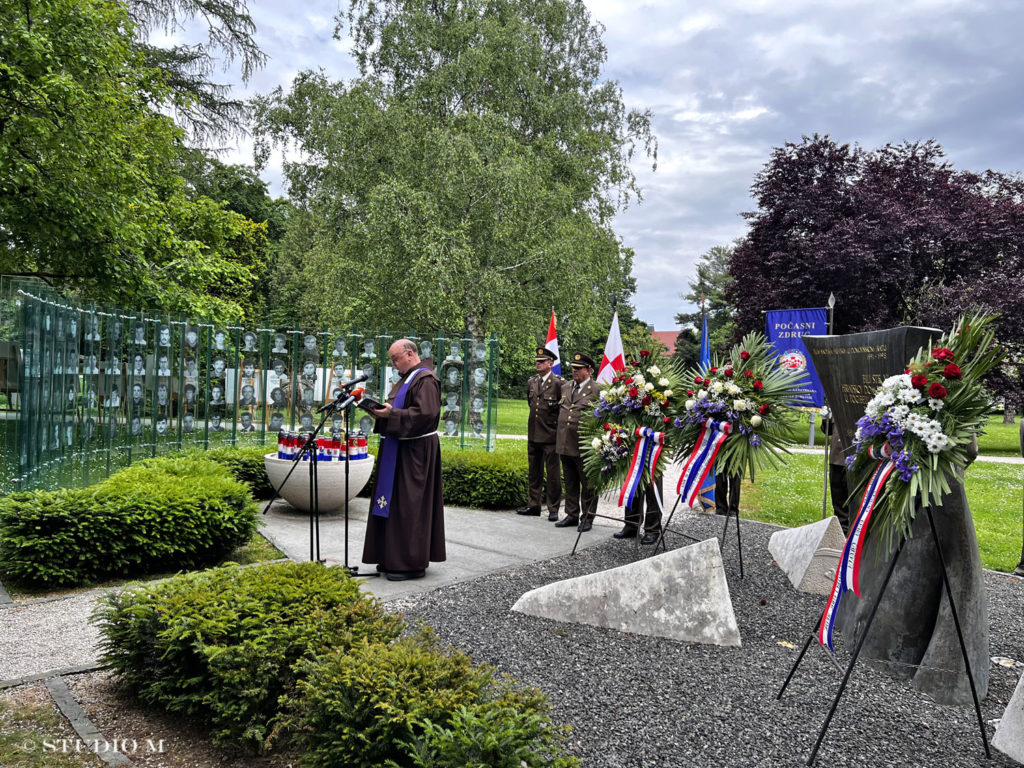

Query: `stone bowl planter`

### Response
(264, 452, 374, 513)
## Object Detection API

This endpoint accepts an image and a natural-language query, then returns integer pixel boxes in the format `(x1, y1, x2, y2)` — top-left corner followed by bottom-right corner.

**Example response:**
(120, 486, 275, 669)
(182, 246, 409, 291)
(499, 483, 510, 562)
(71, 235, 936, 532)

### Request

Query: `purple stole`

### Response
(371, 367, 426, 518)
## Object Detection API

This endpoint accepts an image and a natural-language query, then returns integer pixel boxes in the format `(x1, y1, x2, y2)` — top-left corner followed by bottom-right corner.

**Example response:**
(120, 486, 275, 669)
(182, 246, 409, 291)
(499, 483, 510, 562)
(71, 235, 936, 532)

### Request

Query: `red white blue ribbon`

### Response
(618, 427, 665, 511)
(676, 419, 732, 507)
(818, 446, 896, 651)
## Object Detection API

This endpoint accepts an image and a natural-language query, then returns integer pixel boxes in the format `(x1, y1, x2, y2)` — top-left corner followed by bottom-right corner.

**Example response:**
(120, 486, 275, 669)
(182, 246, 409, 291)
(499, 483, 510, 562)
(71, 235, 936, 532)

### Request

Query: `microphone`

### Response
(318, 386, 364, 413)
(340, 373, 369, 390)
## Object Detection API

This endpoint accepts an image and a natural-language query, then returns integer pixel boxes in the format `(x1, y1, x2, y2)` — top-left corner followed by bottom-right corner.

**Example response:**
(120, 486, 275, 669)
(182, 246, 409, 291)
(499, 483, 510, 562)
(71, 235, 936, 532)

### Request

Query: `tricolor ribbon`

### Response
(676, 419, 732, 507)
(618, 427, 665, 511)
(818, 445, 897, 651)
(371, 367, 426, 518)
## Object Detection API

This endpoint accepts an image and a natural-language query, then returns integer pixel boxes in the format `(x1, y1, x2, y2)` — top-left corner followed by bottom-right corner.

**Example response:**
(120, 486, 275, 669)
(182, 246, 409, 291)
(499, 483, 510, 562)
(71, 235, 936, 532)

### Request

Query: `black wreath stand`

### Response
(776, 506, 989, 765)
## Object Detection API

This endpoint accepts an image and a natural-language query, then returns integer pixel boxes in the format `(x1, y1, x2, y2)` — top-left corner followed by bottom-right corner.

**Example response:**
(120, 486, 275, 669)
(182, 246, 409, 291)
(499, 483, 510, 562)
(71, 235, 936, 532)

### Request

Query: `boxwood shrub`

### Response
(0, 456, 257, 586)
(359, 447, 528, 510)
(202, 444, 277, 498)
(289, 630, 578, 768)
(95, 561, 403, 753)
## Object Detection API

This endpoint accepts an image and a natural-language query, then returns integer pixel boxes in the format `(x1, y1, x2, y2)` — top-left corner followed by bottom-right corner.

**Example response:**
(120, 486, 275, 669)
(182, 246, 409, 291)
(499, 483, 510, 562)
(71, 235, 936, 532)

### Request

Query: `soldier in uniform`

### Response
(517, 348, 562, 520)
(555, 352, 599, 532)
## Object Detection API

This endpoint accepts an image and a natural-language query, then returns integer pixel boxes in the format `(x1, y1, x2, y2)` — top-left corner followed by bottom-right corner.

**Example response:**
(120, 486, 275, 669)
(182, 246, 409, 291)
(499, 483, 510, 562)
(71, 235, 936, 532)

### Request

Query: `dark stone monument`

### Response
(805, 326, 989, 706)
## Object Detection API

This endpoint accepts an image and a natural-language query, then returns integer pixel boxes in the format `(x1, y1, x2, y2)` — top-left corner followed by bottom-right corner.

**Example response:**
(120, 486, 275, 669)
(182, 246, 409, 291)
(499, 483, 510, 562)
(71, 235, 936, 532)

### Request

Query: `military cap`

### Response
(535, 347, 557, 362)
(570, 352, 596, 370)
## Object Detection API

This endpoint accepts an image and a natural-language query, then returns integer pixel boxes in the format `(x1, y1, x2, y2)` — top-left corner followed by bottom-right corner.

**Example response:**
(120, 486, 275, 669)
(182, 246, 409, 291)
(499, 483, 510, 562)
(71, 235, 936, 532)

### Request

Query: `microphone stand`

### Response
(341, 396, 379, 578)
(262, 387, 357, 565)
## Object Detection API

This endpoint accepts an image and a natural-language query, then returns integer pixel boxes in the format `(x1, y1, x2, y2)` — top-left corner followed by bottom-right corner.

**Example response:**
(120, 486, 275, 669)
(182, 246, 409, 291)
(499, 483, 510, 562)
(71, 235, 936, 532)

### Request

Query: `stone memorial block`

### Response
(511, 538, 741, 647)
(805, 327, 989, 705)
(993, 670, 1024, 763)
(769, 516, 845, 595)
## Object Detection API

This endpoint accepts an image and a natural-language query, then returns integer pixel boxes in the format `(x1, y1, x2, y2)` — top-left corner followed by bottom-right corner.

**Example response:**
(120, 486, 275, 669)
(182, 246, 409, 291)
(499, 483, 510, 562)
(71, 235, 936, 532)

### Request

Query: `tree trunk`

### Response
(1003, 406, 1015, 425)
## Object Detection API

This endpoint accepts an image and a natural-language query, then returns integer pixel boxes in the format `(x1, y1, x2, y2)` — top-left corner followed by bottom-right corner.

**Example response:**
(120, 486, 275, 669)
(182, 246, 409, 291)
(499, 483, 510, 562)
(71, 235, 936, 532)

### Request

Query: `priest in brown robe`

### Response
(362, 338, 445, 581)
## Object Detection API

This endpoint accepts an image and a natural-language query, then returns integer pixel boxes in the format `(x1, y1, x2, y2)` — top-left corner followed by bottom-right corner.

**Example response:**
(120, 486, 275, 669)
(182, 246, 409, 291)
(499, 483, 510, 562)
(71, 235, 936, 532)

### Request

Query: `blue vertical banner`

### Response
(697, 314, 715, 510)
(765, 307, 827, 408)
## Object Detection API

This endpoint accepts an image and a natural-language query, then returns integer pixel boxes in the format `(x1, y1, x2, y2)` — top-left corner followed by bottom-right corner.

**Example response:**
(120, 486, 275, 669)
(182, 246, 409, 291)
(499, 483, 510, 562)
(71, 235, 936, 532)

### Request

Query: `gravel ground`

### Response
(0, 593, 104, 680)
(389, 512, 1024, 768)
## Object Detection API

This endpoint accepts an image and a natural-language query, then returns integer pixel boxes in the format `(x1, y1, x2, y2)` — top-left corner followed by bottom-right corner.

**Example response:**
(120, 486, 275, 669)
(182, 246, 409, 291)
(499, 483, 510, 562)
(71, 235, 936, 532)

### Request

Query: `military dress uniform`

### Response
(518, 348, 563, 520)
(555, 353, 599, 531)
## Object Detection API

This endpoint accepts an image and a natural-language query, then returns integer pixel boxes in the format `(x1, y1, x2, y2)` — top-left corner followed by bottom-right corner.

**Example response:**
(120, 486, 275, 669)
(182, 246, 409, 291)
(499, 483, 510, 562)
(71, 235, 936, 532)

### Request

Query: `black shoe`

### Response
(386, 569, 426, 581)
(640, 533, 659, 545)
(577, 521, 592, 533)
(715, 509, 728, 516)
(375, 564, 386, 573)
(613, 526, 638, 539)
(554, 517, 579, 528)
(516, 506, 541, 516)
(547, 510, 560, 521)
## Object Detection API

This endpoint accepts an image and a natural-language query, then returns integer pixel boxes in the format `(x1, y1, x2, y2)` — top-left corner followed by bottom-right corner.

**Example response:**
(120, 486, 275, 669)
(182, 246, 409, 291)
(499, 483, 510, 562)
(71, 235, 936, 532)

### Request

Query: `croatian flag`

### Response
(545, 310, 561, 376)
(597, 310, 625, 385)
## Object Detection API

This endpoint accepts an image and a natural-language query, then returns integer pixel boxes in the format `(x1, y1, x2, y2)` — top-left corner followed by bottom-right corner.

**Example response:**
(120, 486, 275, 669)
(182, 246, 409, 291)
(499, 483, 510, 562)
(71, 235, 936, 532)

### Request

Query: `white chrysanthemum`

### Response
(897, 388, 922, 405)
(710, 380, 724, 394)
(751, 414, 763, 428)
(685, 399, 696, 411)
(644, 382, 654, 392)
(890, 404, 910, 423)
(633, 374, 646, 386)
(591, 437, 602, 450)
(865, 402, 880, 418)
(733, 399, 747, 411)
(648, 365, 661, 377)
(883, 374, 913, 389)
(726, 383, 741, 396)
(697, 389, 707, 399)
(658, 377, 670, 387)
(928, 397, 944, 411)
(663, 389, 673, 398)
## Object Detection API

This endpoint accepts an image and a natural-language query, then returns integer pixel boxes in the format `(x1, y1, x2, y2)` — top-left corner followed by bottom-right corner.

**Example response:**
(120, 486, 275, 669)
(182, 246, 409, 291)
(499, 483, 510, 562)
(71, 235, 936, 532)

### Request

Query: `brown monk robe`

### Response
(362, 339, 445, 580)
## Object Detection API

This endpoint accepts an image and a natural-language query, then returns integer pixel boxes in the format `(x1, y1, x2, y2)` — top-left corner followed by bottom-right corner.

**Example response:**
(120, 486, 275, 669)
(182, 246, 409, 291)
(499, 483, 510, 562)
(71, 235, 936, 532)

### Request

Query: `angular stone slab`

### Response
(994, 670, 1024, 763)
(769, 516, 845, 596)
(511, 538, 741, 647)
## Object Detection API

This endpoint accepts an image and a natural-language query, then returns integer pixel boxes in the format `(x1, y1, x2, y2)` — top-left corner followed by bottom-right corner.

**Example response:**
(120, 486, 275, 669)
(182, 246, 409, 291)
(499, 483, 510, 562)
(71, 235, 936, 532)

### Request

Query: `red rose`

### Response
(710, 367, 718, 374)
(603, 422, 611, 431)
(615, 435, 623, 444)
(640, 349, 650, 357)
(663, 416, 672, 424)
(931, 347, 955, 362)
(694, 376, 702, 384)
(625, 378, 634, 385)
(758, 404, 770, 415)
(904, 368, 912, 374)
(642, 395, 652, 406)
(911, 374, 928, 390)
(752, 380, 764, 391)
(631, 360, 640, 367)
(724, 368, 734, 378)
(928, 382, 947, 399)
(744, 370, 753, 378)
(662, 400, 670, 407)
(628, 386, 639, 398)
(687, 389, 694, 396)
(943, 363, 962, 380)
(740, 350, 750, 361)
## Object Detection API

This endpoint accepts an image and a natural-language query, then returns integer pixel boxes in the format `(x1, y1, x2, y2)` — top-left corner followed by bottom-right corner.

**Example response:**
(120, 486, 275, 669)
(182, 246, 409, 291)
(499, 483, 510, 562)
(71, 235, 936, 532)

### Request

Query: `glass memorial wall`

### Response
(0, 280, 499, 494)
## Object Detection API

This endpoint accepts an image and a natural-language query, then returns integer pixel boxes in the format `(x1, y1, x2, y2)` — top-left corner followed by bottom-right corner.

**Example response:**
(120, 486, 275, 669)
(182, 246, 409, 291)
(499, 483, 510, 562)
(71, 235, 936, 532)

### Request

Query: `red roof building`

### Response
(650, 330, 678, 356)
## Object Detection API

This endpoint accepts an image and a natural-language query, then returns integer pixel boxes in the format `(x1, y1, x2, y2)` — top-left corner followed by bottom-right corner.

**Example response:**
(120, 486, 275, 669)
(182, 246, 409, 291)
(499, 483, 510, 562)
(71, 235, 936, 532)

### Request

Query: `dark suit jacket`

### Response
(527, 373, 562, 444)
(556, 378, 598, 456)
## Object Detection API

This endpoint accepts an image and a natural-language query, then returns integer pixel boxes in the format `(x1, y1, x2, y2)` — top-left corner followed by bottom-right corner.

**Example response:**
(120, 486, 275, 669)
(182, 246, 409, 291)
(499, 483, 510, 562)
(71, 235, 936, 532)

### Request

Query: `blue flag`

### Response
(697, 314, 715, 510)
(765, 307, 827, 408)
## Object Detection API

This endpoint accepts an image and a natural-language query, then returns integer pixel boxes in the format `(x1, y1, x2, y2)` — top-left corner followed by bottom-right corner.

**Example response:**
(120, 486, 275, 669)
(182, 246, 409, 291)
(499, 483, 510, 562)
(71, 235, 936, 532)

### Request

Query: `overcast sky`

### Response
(204, 0, 1024, 331)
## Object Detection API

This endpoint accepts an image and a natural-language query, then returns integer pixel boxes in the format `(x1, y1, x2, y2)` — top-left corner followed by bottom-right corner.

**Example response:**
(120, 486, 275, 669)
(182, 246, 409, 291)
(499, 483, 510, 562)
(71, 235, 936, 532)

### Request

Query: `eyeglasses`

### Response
(389, 350, 409, 363)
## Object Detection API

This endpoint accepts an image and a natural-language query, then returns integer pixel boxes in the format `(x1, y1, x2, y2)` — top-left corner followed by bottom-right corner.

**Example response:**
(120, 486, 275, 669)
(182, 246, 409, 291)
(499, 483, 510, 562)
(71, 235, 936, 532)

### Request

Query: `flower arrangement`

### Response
(581, 348, 684, 491)
(669, 331, 810, 481)
(846, 313, 1003, 549)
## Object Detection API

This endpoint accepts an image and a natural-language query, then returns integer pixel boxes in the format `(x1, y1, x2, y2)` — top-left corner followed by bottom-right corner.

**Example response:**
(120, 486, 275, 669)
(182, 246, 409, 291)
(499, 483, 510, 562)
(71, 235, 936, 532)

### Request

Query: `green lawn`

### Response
(742, 452, 1024, 573)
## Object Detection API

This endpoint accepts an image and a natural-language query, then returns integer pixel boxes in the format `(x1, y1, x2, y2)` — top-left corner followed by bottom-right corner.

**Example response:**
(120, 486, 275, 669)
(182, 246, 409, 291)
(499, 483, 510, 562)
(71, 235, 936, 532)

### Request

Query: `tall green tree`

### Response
(253, 0, 656, 351)
(0, 0, 266, 321)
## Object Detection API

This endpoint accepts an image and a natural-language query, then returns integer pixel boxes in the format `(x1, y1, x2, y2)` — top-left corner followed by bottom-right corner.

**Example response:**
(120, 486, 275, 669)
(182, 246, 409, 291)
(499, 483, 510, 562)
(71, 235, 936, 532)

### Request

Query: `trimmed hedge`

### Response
(360, 446, 529, 510)
(95, 561, 403, 752)
(0, 456, 257, 586)
(202, 444, 277, 498)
